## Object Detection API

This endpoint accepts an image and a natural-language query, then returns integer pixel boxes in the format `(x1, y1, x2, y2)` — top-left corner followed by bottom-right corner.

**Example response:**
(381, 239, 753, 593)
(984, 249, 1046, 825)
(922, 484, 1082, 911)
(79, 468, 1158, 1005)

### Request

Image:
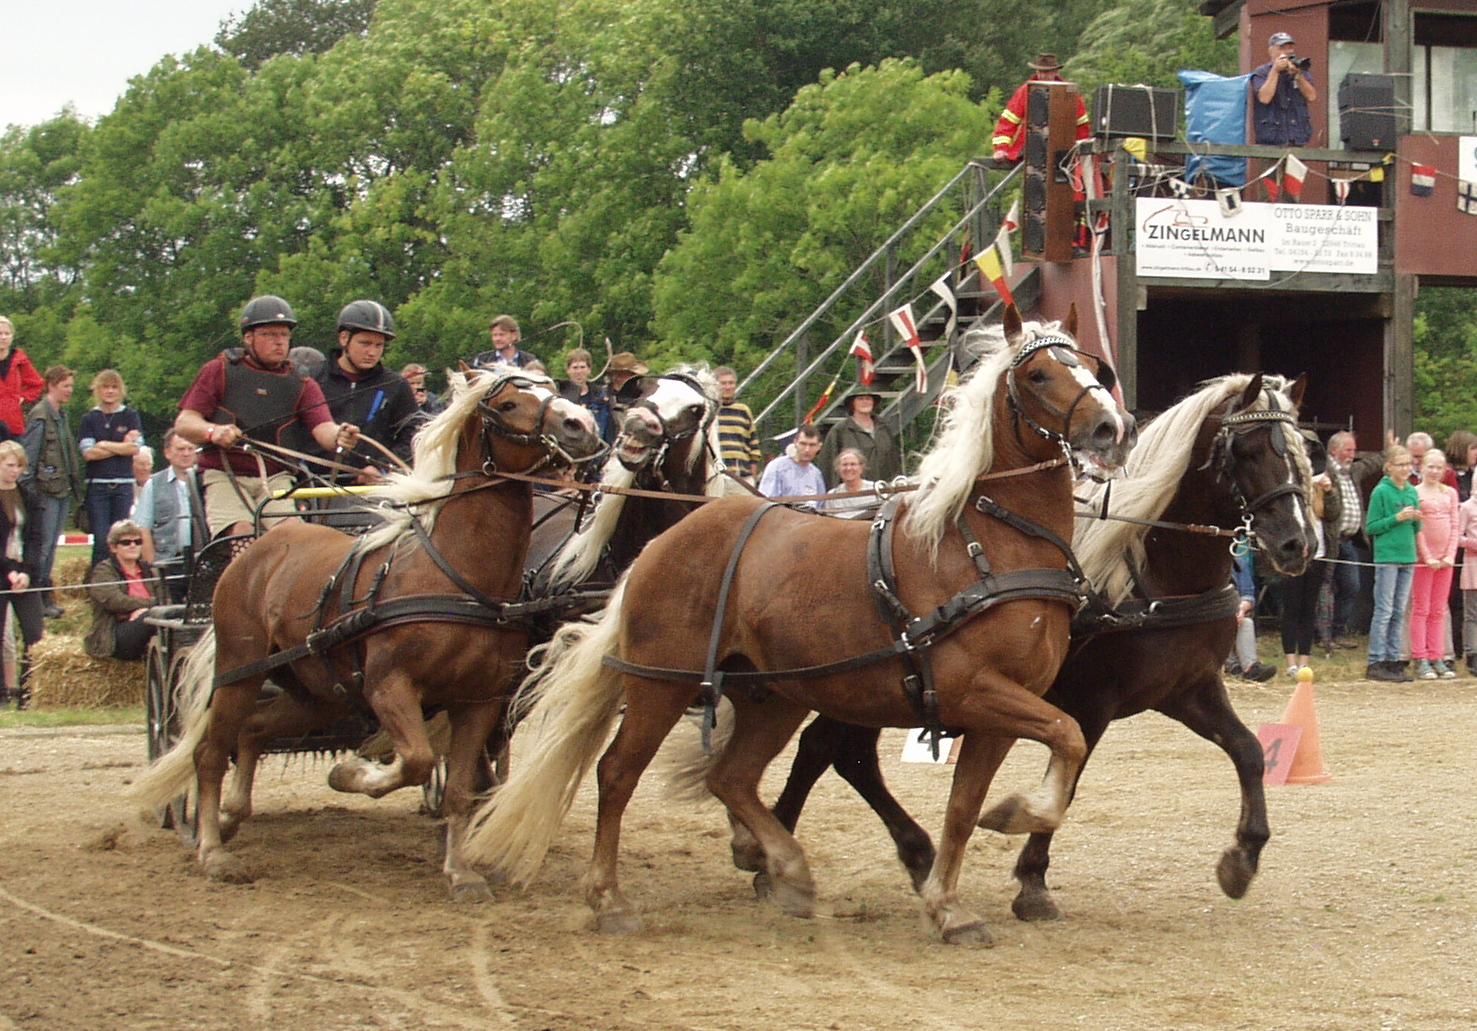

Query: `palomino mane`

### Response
(903, 318, 1069, 558)
(355, 368, 521, 553)
(1073, 373, 1309, 606)
(549, 365, 724, 586)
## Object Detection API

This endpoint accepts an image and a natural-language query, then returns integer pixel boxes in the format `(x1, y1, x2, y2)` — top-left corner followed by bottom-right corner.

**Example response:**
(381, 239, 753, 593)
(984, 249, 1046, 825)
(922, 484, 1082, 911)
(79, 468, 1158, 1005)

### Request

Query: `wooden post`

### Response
(1110, 143, 1138, 410)
(1387, 273, 1416, 437)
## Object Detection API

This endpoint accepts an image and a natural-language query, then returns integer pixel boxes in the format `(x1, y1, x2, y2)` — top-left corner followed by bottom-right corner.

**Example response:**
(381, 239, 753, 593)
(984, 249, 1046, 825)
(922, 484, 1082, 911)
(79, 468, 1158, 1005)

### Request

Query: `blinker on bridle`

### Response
(1201, 388, 1306, 522)
(474, 372, 599, 474)
(1006, 335, 1118, 453)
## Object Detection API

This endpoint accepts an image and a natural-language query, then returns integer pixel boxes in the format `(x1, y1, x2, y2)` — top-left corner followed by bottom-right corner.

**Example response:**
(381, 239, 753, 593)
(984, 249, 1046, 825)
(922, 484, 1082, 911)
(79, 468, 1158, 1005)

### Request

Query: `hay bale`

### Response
(26, 631, 146, 709)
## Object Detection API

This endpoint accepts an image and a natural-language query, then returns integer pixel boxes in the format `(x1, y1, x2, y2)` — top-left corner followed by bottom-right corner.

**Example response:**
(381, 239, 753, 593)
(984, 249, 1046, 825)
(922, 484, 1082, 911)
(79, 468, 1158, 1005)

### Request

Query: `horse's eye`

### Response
(500, 400, 518, 412)
(687, 405, 703, 417)
(1028, 368, 1049, 385)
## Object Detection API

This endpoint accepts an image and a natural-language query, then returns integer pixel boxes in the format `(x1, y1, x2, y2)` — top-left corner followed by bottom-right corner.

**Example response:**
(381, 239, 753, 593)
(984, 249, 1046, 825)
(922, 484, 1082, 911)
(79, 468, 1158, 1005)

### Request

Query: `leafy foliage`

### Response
(215, 0, 378, 70)
(1064, 0, 1237, 93)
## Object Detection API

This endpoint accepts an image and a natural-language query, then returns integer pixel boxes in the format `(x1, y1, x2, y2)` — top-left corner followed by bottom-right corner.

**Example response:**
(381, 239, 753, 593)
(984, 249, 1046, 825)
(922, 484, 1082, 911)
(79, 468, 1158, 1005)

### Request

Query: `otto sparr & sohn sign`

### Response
(1135, 198, 1377, 280)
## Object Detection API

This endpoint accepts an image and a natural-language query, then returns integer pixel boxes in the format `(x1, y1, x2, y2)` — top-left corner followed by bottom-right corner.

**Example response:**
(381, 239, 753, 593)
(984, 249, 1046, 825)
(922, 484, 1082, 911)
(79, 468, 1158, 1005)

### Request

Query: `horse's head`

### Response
(612, 372, 716, 479)
(1205, 372, 1314, 576)
(1004, 304, 1136, 476)
(469, 369, 602, 474)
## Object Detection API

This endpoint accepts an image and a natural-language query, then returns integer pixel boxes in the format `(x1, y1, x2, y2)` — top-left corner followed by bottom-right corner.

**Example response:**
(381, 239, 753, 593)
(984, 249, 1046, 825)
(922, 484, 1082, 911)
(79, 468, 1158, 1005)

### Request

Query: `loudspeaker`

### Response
(1092, 85, 1180, 141)
(1021, 81, 1079, 262)
(1339, 73, 1397, 150)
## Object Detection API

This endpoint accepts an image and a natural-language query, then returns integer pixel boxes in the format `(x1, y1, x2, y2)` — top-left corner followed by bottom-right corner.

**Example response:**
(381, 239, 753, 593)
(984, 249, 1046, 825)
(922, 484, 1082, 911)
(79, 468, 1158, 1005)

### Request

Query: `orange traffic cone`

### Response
(1278, 667, 1332, 784)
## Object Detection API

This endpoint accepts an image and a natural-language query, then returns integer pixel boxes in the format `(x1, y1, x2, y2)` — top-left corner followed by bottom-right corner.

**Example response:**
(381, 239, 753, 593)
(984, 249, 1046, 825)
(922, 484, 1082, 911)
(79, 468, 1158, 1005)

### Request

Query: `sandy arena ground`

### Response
(2, 674, 1474, 1031)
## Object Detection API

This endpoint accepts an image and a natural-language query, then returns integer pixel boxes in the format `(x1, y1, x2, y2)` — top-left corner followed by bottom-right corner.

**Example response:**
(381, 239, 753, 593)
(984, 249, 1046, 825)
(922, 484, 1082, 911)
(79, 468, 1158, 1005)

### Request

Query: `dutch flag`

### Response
(1411, 164, 1436, 197)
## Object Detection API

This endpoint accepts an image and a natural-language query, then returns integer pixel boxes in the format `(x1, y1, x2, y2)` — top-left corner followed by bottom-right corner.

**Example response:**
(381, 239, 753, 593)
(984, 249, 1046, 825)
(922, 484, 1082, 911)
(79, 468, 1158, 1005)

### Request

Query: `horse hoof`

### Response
(752, 872, 774, 902)
(941, 920, 994, 947)
(218, 815, 242, 844)
(1011, 891, 1064, 923)
(203, 850, 252, 885)
(977, 795, 1054, 835)
(1216, 847, 1257, 900)
(449, 874, 493, 904)
(595, 910, 645, 934)
(327, 760, 365, 794)
(764, 879, 815, 919)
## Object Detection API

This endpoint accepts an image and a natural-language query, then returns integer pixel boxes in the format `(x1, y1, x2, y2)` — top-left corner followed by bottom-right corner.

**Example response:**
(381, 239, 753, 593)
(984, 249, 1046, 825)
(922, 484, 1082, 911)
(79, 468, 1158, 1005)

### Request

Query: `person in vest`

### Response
(133, 430, 207, 603)
(21, 365, 85, 618)
(1251, 32, 1316, 146)
(174, 295, 360, 538)
(309, 301, 419, 484)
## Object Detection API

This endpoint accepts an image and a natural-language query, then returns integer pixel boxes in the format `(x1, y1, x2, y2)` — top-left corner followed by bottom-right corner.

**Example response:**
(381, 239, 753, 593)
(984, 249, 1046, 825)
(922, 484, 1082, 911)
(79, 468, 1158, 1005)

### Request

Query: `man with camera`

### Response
(1251, 31, 1317, 147)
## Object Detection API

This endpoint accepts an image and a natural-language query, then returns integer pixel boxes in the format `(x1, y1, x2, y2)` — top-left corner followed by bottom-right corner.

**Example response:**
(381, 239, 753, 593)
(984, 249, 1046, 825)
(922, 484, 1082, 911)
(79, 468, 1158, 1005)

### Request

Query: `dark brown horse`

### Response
(712, 372, 1314, 918)
(465, 307, 1136, 944)
(129, 370, 601, 897)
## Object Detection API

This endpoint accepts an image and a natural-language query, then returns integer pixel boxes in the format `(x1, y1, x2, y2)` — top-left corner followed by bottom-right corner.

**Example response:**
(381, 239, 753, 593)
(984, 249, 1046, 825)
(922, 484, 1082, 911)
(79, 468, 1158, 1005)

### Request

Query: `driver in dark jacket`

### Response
(310, 301, 420, 483)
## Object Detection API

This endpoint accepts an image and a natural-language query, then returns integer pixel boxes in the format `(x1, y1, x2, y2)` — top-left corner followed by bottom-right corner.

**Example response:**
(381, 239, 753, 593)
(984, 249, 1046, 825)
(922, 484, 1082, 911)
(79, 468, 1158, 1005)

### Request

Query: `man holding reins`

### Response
(174, 295, 360, 539)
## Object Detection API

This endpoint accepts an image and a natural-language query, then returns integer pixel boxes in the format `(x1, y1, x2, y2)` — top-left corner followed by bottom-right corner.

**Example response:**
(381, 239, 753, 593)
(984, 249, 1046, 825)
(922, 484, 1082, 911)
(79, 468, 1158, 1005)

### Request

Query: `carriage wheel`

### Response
(145, 639, 173, 763)
(163, 646, 197, 845)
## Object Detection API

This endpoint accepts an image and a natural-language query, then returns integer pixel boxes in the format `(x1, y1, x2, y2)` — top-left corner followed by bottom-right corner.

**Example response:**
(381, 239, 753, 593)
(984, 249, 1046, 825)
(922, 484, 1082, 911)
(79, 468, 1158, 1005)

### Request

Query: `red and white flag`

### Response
(1334, 179, 1351, 205)
(1283, 154, 1307, 199)
(887, 304, 928, 395)
(1261, 170, 1280, 203)
(849, 331, 875, 386)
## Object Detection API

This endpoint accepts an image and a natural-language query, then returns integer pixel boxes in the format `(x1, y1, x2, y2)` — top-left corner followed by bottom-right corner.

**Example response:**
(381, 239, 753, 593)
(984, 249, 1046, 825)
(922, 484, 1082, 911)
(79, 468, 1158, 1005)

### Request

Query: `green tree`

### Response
(652, 60, 996, 379)
(1064, 0, 1237, 94)
(216, 0, 378, 70)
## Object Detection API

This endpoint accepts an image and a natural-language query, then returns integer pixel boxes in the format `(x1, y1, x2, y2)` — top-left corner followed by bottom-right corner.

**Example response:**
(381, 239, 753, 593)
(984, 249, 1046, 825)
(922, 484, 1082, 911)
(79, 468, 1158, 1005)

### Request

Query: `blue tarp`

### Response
(1178, 69, 1253, 188)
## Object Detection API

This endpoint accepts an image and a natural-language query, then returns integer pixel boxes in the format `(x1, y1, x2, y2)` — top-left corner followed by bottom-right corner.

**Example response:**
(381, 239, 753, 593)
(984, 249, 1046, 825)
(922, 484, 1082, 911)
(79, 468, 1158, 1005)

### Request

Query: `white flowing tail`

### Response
(464, 582, 629, 884)
(125, 629, 218, 808)
(660, 698, 734, 803)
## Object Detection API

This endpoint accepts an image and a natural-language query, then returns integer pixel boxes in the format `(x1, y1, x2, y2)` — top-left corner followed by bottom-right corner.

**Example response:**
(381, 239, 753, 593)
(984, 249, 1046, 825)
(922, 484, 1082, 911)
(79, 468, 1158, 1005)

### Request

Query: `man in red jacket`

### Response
(0, 316, 44, 440)
(991, 53, 1090, 163)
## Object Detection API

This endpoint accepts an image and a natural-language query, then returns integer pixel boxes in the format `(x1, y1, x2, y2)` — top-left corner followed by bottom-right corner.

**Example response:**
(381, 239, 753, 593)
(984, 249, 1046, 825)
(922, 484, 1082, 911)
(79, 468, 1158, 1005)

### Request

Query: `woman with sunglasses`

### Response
(84, 519, 165, 660)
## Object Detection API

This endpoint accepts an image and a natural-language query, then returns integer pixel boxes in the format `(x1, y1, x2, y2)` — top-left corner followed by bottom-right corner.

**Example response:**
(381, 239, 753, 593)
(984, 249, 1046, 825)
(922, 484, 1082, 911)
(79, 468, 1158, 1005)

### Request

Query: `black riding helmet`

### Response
(337, 299, 396, 341)
(239, 294, 298, 331)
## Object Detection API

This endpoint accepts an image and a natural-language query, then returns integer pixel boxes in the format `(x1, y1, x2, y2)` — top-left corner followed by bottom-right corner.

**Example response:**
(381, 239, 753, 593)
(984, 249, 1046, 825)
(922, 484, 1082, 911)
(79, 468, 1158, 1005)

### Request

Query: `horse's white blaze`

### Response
(1062, 358, 1126, 443)
(533, 386, 596, 434)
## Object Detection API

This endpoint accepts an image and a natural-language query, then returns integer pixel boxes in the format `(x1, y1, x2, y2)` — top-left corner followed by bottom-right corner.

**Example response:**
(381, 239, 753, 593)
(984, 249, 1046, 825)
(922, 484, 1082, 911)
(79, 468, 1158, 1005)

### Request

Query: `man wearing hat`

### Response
(991, 53, 1090, 164)
(1251, 32, 1316, 146)
(815, 390, 901, 489)
(605, 351, 649, 429)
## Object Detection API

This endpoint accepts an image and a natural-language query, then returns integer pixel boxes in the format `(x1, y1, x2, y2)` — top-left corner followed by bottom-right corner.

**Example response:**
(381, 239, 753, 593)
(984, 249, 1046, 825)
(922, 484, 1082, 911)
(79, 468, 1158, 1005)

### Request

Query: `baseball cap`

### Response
(1269, 31, 1295, 46)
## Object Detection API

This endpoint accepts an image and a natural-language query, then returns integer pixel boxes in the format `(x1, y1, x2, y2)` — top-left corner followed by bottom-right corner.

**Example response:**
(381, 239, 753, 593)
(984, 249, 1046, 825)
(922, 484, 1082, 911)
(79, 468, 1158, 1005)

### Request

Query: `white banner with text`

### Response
(1135, 198, 1378, 280)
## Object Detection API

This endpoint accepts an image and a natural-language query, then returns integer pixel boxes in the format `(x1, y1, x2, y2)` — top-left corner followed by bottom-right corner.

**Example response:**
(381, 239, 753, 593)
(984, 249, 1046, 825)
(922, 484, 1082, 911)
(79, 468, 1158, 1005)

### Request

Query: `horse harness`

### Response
(209, 373, 608, 701)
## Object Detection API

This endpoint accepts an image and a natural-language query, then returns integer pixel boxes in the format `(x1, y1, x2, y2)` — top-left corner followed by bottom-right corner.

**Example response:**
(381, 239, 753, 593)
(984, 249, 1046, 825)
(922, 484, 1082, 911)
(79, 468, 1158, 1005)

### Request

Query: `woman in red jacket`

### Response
(0, 317, 45, 439)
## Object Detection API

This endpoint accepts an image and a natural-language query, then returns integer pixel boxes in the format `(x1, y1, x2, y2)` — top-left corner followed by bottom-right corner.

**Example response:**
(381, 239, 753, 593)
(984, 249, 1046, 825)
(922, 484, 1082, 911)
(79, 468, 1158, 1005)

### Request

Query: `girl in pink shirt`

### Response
(1411, 449, 1460, 678)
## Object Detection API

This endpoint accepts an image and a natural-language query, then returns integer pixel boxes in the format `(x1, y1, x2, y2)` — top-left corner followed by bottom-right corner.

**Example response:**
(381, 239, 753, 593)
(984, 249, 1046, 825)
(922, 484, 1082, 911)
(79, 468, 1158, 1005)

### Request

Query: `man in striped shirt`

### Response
(715, 366, 759, 483)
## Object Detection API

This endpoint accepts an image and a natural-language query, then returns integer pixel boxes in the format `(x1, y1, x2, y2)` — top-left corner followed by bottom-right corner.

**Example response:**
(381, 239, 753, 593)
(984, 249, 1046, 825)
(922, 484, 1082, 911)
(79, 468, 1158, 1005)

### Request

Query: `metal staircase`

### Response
(738, 159, 1035, 460)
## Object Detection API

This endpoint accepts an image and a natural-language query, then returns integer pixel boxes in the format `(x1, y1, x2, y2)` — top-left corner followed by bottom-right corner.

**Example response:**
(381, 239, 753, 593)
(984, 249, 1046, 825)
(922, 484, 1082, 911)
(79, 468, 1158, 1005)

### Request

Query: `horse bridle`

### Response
(474, 372, 597, 475)
(617, 372, 718, 472)
(1006, 335, 1118, 453)
(1202, 388, 1308, 540)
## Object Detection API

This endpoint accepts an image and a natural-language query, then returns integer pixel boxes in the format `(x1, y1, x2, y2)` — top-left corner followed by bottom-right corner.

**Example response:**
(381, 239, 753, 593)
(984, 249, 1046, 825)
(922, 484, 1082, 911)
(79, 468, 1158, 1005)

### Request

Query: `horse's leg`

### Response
(745, 718, 935, 893)
(972, 685, 1088, 836)
(220, 691, 339, 843)
(1008, 708, 1112, 922)
(192, 680, 263, 883)
(440, 697, 507, 902)
(917, 731, 1011, 945)
(707, 696, 813, 916)
(325, 670, 434, 799)
(588, 678, 694, 933)
(1157, 676, 1270, 900)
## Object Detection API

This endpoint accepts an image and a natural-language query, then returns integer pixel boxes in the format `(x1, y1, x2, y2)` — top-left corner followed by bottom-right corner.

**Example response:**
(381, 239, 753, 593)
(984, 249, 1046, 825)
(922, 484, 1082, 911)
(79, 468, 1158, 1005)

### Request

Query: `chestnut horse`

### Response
(707, 372, 1314, 918)
(465, 307, 1136, 944)
(128, 370, 601, 897)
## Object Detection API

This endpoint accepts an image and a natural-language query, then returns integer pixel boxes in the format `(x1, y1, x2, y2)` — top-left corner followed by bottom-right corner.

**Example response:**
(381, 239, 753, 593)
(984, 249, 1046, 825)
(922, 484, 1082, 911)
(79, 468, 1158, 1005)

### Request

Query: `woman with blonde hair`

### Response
(0, 316, 44, 439)
(78, 369, 144, 566)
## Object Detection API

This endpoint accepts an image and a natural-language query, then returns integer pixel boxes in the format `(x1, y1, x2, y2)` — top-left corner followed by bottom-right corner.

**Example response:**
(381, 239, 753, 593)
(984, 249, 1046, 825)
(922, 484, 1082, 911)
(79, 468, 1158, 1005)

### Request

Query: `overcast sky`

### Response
(2, 0, 250, 130)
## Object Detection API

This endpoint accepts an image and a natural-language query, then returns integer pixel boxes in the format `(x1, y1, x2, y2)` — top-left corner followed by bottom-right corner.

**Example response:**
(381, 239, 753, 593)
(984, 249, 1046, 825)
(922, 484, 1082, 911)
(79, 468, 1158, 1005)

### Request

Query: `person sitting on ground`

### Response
(0, 441, 44, 708)
(84, 519, 166, 661)
(759, 424, 826, 511)
(821, 448, 879, 519)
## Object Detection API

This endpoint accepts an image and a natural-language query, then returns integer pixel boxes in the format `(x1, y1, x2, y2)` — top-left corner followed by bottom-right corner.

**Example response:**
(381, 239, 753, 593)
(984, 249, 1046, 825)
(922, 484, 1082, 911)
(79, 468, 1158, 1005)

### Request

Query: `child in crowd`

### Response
(1365, 446, 1421, 682)
(1458, 485, 1477, 676)
(1411, 448, 1460, 678)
